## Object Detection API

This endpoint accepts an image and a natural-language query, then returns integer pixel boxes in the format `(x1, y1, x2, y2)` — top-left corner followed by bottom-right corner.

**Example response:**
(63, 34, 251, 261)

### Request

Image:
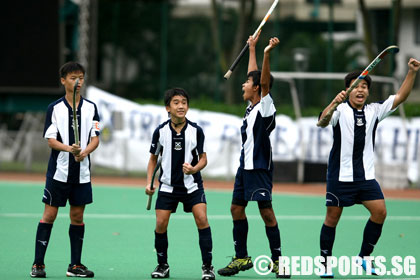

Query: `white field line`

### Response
(1, 213, 420, 221)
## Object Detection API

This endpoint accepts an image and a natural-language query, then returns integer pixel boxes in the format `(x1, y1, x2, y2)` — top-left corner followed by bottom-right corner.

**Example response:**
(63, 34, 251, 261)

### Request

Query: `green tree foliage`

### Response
(96, 0, 365, 116)
(97, 0, 168, 99)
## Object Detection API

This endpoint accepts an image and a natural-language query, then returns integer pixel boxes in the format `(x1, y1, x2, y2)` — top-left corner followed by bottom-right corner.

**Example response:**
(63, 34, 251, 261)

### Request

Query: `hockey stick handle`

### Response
(146, 157, 162, 211)
(146, 195, 153, 211)
(224, 43, 250, 80)
(224, 0, 279, 80)
(72, 79, 80, 145)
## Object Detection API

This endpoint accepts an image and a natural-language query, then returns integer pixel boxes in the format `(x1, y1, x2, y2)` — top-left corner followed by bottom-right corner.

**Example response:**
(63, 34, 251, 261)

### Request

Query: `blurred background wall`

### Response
(1, 0, 420, 188)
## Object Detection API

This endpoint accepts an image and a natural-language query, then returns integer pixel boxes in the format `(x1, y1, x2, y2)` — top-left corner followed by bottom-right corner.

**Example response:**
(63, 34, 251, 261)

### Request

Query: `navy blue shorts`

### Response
(326, 179, 384, 207)
(155, 187, 206, 213)
(232, 168, 272, 205)
(43, 177, 93, 207)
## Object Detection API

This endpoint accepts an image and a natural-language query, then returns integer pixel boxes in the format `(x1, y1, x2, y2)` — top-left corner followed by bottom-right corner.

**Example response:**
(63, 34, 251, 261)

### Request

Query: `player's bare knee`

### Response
(260, 209, 277, 226)
(372, 208, 387, 223)
(325, 212, 341, 227)
(156, 218, 169, 232)
(231, 205, 246, 220)
(192, 206, 208, 226)
(324, 217, 339, 227)
(70, 213, 84, 225)
(325, 207, 342, 225)
(42, 208, 58, 223)
(262, 215, 276, 226)
(155, 223, 168, 233)
(195, 217, 209, 229)
(42, 214, 56, 224)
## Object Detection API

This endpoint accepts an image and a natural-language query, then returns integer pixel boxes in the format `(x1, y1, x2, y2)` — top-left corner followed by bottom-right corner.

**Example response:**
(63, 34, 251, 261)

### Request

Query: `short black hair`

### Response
(164, 88, 190, 106)
(344, 71, 372, 89)
(59, 62, 85, 78)
(247, 70, 274, 95)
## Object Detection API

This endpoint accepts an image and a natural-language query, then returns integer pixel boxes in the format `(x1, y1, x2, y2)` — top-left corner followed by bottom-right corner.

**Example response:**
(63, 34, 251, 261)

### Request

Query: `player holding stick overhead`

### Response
(317, 58, 420, 278)
(218, 32, 290, 279)
(145, 88, 215, 280)
(30, 62, 100, 278)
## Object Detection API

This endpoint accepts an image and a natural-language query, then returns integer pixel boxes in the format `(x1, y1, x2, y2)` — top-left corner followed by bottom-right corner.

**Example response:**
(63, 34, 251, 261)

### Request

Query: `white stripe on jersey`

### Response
(328, 95, 396, 182)
(151, 119, 204, 193)
(156, 123, 172, 188)
(243, 111, 256, 169)
(44, 97, 100, 184)
(242, 94, 276, 170)
(183, 125, 199, 191)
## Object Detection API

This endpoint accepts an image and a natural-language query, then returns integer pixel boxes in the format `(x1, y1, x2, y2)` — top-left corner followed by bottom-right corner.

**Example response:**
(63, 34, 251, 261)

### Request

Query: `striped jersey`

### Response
(150, 119, 205, 194)
(240, 93, 276, 170)
(327, 95, 397, 182)
(43, 96, 100, 184)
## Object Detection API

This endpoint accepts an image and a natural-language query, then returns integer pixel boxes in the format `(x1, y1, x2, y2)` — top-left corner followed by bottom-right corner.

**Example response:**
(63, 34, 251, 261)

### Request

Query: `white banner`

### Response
(87, 86, 420, 185)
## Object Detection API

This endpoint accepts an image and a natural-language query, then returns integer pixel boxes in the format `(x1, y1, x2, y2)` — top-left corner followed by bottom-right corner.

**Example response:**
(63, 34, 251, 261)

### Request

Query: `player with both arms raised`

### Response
(317, 57, 420, 278)
(218, 32, 290, 279)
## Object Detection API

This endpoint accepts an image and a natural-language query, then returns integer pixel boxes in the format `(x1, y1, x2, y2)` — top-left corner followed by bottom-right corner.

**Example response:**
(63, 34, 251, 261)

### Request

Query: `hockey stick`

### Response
(224, 0, 279, 80)
(146, 157, 162, 211)
(317, 45, 399, 127)
(72, 78, 80, 145)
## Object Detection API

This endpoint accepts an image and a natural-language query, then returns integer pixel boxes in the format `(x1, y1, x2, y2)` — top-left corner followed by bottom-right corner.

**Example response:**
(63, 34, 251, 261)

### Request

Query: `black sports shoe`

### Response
(66, 264, 94, 277)
(202, 264, 216, 280)
(30, 264, 46, 278)
(151, 263, 170, 278)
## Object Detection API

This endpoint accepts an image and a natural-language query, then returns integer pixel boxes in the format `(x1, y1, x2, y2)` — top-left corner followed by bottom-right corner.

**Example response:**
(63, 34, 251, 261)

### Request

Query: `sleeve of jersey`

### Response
(259, 93, 276, 117)
(196, 127, 205, 154)
(149, 127, 161, 155)
(43, 104, 58, 139)
(376, 95, 397, 122)
(91, 103, 101, 137)
(318, 105, 341, 127)
(330, 107, 341, 127)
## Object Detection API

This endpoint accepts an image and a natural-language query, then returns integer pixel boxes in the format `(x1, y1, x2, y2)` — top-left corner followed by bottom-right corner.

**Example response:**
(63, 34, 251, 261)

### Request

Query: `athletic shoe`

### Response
(217, 256, 253, 276)
(359, 258, 378, 276)
(320, 272, 334, 278)
(30, 264, 46, 278)
(269, 260, 292, 278)
(202, 264, 216, 280)
(320, 262, 334, 278)
(151, 263, 170, 278)
(66, 264, 94, 277)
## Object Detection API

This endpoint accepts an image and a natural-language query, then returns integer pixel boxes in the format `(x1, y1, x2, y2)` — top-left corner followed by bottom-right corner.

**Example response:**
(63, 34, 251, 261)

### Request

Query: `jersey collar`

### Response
(63, 95, 84, 112)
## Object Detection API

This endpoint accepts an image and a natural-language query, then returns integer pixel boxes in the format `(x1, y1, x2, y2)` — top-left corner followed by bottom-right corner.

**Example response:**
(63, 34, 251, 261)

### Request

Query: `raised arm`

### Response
(261, 37, 279, 97)
(317, 90, 347, 128)
(247, 30, 261, 74)
(392, 58, 420, 110)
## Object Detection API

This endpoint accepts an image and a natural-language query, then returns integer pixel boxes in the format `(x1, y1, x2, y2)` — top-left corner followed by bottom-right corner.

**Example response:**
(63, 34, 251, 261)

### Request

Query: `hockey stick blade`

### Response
(146, 157, 162, 211)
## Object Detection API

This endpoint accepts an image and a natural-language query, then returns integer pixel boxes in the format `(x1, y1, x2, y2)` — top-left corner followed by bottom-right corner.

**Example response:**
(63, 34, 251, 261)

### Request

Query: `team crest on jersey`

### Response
(174, 142, 182, 150)
(356, 118, 364, 126)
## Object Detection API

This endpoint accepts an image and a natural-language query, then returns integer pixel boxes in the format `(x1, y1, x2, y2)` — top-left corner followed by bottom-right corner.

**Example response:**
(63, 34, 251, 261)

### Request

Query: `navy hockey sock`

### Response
(33, 221, 53, 265)
(233, 219, 248, 258)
